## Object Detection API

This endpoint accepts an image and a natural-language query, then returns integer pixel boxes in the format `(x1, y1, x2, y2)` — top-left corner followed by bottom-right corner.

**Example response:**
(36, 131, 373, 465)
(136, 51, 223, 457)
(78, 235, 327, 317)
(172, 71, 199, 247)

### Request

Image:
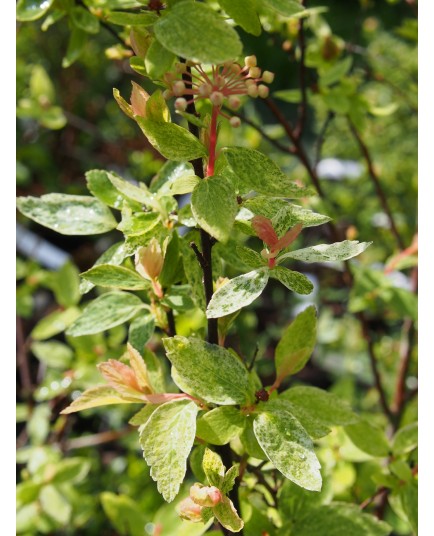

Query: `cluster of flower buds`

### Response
(177, 483, 223, 522)
(162, 55, 274, 127)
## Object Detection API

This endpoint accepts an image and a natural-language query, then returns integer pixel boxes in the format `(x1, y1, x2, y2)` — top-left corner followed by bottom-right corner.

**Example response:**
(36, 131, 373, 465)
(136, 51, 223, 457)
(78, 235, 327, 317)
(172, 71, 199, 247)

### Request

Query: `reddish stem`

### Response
(207, 105, 219, 177)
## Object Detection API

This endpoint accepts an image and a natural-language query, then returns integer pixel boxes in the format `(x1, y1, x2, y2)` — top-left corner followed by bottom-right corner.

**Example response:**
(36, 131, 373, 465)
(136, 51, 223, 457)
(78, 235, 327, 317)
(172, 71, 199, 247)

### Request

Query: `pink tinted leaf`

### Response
(272, 223, 303, 253)
(251, 215, 278, 246)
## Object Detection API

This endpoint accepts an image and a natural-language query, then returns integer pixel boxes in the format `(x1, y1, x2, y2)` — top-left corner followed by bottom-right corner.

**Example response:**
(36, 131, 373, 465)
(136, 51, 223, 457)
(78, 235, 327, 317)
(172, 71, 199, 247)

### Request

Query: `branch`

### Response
(348, 119, 405, 250)
(65, 427, 132, 450)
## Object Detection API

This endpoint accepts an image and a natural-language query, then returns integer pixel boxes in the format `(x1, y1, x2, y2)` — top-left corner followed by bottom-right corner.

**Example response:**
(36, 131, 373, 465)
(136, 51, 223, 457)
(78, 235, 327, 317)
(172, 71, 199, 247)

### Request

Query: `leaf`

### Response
(154, 1, 242, 64)
(273, 89, 303, 103)
(31, 341, 73, 369)
(60, 385, 132, 414)
(213, 496, 244, 533)
(106, 173, 159, 211)
(262, 0, 305, 17)
(31, 307, 81, 340)
(253, 401, 322, 491)
(140, 399, 198, 502)
(279, 240, 372, 264)
(221, 464, 239, 495)
(392, 422, 418, 455)
(236, 246, 266, 269)
(136, 117, 207, 161)
(129, 404, 158, 427)
(17, 194, 117, 235)
(218, 0, 261, 36)
(80, 264, 149, 290)
(101, 493, 147, 536)
(85, 169, 127, 209)
(345, 420, 390, 457)
(279, 387, 358, 439)
(159, 231, 181, 288)
(163, 336, 251, 405)
(191, 175, 238, 243)
(39, 485, 71, 525)
(80, 242, 127, 294)
(203, 448, 225, 488)
(179, 235, 206, 309)
(62, 27, 87, 68)
(196, 407, 246, 445)
(128, 314, 155, 354)
(16, 0, 54, 22)
(399, 481, 418, 535)
(223, 147, 310, 197)
(66, 291, 146, 337)
(145, 38, 176, 80)
(270, 266, 314, 295)
(106, 11, 158, 26)
(206, 268, 269, 319)
(274, 306, 317, 385)
(154, 161, 197, 195)
(320, 57, 353, 87)
(286, 503, 391, 536)
(70, 6, 100, 34)
(51, 261, 81, 307)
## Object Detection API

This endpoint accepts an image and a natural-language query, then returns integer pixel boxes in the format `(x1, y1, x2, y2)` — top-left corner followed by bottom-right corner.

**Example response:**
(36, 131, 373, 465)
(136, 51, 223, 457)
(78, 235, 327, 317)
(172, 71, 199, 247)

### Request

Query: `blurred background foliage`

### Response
(17, 0, 417, 534)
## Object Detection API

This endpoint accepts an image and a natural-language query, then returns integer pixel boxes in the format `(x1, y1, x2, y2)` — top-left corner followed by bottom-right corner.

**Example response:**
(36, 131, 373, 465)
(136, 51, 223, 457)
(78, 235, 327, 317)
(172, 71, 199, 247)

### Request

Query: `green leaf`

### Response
(179, 235, 206, 309)
(161, 285, 196, 312)
(70, 6, 100, 34)
(61, 385, 132, 414)
(196, 407, 246, 445)
(392, 422, 418, 455)
(145, 38, 176, 80)
(106, 11, 158, 26)
(278, 240, 372, 264)
(17, 194, 117, 235)
(62, 27, 87, 68)
(279, 387, 359, 439)
(273, 89, 303, 103)
(40, 485, 72, 525)
(345, 420, 390, 457)
(278, 478, 324, 523)
(270, 266, 314, 295)
(399, 481, 418, 535)
(154, 161, 197, 195)
(206, 268, 269, 319)
(31, 307, 81, 340)
(286, 503, 391, 536)
(262, 0, 305, 17)
(154, 1, 242, 64)
(117, 210, 161, 238)
(191, 176, 238, 243)
(80, 264, 149, 290)
(51, 261, 81, 307)
(66, 291, 146, 337)
(129, 404, 158, 427)
(128, 314, 155, 354)
(100, 493, 147, 536)
(31, 341, 73, 369)
(274, 306, 317, 383)
(218, 0, 261, 36)
(80, 242, 127, 294)
(163, 336, 251, 405)
(106, 173, 160, 211)
(203, 447, 225, 488)
(50, 458, 91, 484)
(236, 246, 266, 269)
(85, 169, 127, 209)
(253, 401, 322, 491)
(140, 399, 198, 502)
(16, 0, 55, 22)
(241, 417, 268, 460)
(159, 231, 181, 288)
(136, 117, 207, 161)
(221, 464, 239, 495)
(213, 496, 244, 533)
(223, 147, 310, 197)
(320, 57, 353, 86)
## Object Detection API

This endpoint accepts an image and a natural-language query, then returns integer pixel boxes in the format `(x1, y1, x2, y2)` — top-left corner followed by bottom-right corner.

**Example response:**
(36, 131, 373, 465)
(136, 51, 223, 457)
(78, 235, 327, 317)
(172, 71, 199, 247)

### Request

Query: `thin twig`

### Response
(16, 317, 33, 397)
(294, 10, 308, 140)
(167, 309, 177, 337)
(65, 427, 132, 450)
(348, 119, 405, 249)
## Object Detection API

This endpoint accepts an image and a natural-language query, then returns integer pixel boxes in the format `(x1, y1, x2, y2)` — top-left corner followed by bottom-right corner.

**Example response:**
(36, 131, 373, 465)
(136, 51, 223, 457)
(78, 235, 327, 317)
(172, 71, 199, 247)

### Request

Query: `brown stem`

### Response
(294, 8, 308, 140)
(16, 317, 33, 397)
(65, 427, 132, 450)
(167, 309, 177, 337)
(348, 119, 405, 250)
(360, 487, 388, 510)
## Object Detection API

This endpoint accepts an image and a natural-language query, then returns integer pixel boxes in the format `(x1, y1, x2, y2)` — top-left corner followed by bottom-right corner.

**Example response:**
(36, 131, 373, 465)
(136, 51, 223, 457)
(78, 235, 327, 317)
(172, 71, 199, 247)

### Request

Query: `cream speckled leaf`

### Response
(136, 117, 207, 161)
(203, 447, 225, 488)
(213, 496, 244, 532)
(66, 292, 146, 337)
(154, 1, 242, 64)
(196, 406, 246, 445)
(278, 240, 372, 264)
(253, 402, 322, 491)
(163, 336, 251, 405)
(60, 386, 132, 414)
(107, 173, 160, 211)
(80, 242, 127, 295)
(139, 399, 198, 502)
(191, 175, 238, 243)
(223, 147, 311, 198)
(206, 268, 269, 319)
(236, 246, 266, 269)
(80, 265, 149, 291)
(271, 266, 313, 295)
(17, 194, 117, 235)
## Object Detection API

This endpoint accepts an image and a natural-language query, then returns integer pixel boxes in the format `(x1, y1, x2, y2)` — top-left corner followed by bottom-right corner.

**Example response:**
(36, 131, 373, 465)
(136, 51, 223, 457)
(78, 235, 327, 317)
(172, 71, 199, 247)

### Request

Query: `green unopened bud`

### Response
(249, 66, 261, 79)
(210, 91, 224, 106)
(190, 483, 223, 507)
(244, 55, 257, 68)
(172, 80, 186, 96)
(175, 97, 188, 111)
(177, 497, 203, 522)
(229, 116, 241, 128)
(230, 63, 242, 74)
(262, 70, 275, 84)
(247, 85, 259, 98)
(258, 84, 269, 98)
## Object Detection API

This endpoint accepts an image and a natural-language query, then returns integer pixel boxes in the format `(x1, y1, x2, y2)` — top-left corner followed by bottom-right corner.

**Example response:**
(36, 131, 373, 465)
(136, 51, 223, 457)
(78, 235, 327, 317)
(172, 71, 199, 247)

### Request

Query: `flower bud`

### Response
(228, 96, 241, 110)
(262, 70, 275, 84)
(177, 497, 203, 523)
(249, 66, 261, 79)
(210, 91, 224, 106)
(229, 116, 241, 128)
(199, 83, 213, 97)
(215, 75, 226, 88)
(257, 84, 269, 98)
(175, 97, 188, 111)
(244, 55, 257, 68)
(230, 63, 242, 74)
(135, 238, 164, 281)
(190, 483, 222, 507)
(172, 80, 186, 96)
(247, 84, 259, 98)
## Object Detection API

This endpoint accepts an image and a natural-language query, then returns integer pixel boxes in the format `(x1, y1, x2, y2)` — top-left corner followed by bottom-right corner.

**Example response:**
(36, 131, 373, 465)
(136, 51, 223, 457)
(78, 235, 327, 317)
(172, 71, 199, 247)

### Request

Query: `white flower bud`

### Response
(262, 70, 275, 84)
(258, 84, 269, 98)
(172, 80, 186, 96)
(199, 83, 213, 97)
(247, 85, 259, 98)
(244, 55, 257, 68)
(249, 66, 261, 79)
(175, 97, 188, 111)
(228, 96, 241, 110)
(229, 116, 241, 128)
(210, 91, 224, 106)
